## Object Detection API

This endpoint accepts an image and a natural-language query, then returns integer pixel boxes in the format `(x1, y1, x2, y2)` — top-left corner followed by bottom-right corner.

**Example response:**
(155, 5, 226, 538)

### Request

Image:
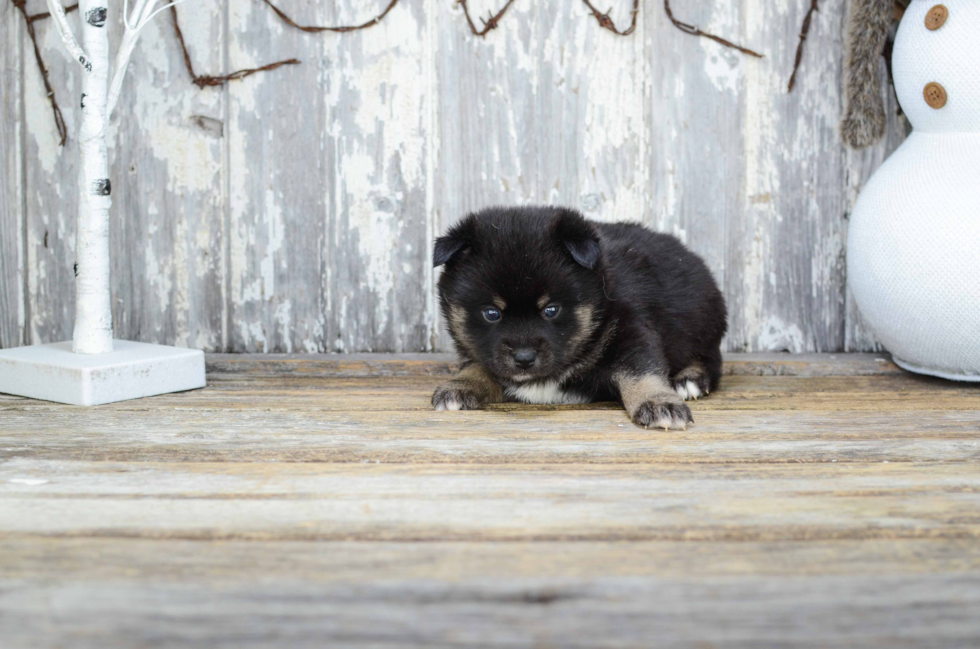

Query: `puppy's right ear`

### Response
(433, 217, 475, 267)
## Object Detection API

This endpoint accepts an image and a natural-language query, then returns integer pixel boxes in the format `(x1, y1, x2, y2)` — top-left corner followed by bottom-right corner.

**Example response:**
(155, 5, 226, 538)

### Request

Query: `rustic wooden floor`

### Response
(1, 353, 979, 648)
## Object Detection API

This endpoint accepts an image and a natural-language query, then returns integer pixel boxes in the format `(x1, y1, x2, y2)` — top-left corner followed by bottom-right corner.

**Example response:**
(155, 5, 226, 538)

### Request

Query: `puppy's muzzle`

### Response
(513, 349, 537, 370)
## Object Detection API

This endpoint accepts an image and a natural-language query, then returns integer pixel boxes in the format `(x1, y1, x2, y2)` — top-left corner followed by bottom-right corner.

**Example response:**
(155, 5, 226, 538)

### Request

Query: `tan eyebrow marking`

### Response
(492, 295, 507, 310)
(537, 294, 551, 309)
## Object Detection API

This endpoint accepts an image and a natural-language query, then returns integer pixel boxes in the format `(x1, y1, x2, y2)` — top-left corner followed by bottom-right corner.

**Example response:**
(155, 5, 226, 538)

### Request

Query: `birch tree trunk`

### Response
(44, 0, 183, 353)
(73, 0, 113, 354)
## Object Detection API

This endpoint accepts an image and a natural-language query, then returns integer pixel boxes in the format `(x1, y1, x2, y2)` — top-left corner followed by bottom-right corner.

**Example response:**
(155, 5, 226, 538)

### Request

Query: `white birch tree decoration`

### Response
(46, 0, 113, 354)
(0, 0, 205, 405)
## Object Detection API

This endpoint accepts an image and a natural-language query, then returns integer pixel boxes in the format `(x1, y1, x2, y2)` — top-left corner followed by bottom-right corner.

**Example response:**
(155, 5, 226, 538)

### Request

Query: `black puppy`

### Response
(432, 206, 727, 429)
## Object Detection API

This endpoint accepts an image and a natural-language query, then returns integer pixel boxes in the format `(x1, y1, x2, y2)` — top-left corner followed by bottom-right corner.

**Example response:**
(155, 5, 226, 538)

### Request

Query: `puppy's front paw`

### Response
(432, 383, 484, 411)
(671, 362, 712, 401)
(631, 398, 693, 430)
(672, 377, 710, 401)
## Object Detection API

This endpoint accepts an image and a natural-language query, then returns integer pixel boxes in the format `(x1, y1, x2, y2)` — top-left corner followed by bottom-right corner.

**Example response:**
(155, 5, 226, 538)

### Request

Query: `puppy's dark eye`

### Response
(542, 305, 561, 319)
(483, 307, 502, 322)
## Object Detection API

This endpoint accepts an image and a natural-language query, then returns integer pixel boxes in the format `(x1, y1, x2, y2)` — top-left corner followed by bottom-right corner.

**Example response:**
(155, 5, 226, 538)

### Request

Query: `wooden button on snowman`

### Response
(925, 4, 947, 30)
(848, 0, 980, 380)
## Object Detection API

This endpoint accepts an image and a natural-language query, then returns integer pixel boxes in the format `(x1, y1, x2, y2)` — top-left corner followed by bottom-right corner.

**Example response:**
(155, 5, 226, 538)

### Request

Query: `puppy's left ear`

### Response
(554, 209, 600, 270)
(433, 216, 475, 267)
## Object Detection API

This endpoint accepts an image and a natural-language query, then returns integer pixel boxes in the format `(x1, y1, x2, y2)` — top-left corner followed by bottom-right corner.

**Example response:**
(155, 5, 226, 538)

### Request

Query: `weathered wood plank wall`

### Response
(0, 0, 905, 353)
(0, 2, 24, 349)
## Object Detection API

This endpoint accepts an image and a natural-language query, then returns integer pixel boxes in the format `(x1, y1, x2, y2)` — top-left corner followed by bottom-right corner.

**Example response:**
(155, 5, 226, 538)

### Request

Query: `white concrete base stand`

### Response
(0, 340, 206, 406)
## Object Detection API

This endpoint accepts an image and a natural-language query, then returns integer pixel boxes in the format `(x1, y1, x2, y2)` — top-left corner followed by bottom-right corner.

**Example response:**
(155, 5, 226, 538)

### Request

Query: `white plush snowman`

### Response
(848, 0, 980, 380)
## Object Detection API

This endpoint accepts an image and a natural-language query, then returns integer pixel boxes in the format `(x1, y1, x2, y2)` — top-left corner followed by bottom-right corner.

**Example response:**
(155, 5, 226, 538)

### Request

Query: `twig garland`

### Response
(664, 0, 764, 58)
(787, 0, 818, 92)
(18, 0, 765, 145)
(170, 6, 299, 88)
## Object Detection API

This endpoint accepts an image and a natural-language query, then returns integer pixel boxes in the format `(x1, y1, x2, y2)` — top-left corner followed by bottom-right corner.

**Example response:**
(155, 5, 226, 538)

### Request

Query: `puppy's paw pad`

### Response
(632, 400, 693, 430)
(432, 385, 482, 411)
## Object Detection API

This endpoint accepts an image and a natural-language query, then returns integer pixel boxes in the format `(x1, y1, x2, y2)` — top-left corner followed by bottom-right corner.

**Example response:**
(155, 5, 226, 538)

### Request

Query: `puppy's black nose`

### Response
(513, 349, 536, 369)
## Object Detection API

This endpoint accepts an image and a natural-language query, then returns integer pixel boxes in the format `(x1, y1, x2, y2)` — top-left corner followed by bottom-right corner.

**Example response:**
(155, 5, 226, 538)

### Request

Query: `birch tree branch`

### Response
(44, 0, 92, 71)
(107, 0, 187, 118)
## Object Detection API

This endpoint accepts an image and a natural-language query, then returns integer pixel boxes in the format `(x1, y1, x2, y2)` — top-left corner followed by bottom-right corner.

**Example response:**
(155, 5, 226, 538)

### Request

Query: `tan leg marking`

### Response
(613, 371, 692, 430)
(433, 363, 503, 411)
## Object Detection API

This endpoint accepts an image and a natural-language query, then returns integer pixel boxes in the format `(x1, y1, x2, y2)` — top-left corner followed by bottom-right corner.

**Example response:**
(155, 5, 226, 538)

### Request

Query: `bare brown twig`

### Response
(457, 0, 517, 37)
(664, 0, 764, 58)
(581, 0, 639, 35)
(787, 0, 818, 92)
(170, 6, 299, 88)
(261, 0, 402, 33)
(11, 0, 78, 146)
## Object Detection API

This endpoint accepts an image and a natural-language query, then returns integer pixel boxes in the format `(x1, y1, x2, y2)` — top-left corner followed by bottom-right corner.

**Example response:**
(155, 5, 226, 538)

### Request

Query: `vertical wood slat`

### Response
(727, 0, 851, 353)
(321, 0, 432, 353)
(22, 5, 79, 346)
(644, 1, 744, 349)
(3, 0, 905, 353)
(226, 0, 326, 354)
(0, 4, 25, 348)
(226, 0, 432, 354)
(108, 4, 226, 351)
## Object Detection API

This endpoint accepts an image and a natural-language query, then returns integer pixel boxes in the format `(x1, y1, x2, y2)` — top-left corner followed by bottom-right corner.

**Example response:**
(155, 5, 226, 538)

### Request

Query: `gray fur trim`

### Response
(841, 0, 894, 149)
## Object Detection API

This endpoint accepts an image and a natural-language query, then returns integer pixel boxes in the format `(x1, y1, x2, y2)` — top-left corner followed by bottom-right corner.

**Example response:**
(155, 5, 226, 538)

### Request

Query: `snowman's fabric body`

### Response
(848, 0, 980, 380)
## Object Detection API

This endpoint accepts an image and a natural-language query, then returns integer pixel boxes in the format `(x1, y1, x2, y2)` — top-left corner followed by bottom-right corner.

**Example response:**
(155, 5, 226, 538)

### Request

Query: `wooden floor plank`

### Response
(2, 408, 979, 464)
(1, 460, 978, 542)
(5, 537, 980, 581)
(2, 574, 979, 648)
(1, 354, 979, 647)
(4, 372, 978, 412)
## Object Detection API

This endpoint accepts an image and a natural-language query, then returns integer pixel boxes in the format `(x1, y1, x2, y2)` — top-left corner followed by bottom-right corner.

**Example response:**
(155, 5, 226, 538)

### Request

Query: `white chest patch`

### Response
(505, 381, 590, 405)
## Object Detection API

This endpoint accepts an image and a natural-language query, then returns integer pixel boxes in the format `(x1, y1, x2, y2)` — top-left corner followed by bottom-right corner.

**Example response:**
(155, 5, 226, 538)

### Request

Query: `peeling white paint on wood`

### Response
(2, 0, 906, 353)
